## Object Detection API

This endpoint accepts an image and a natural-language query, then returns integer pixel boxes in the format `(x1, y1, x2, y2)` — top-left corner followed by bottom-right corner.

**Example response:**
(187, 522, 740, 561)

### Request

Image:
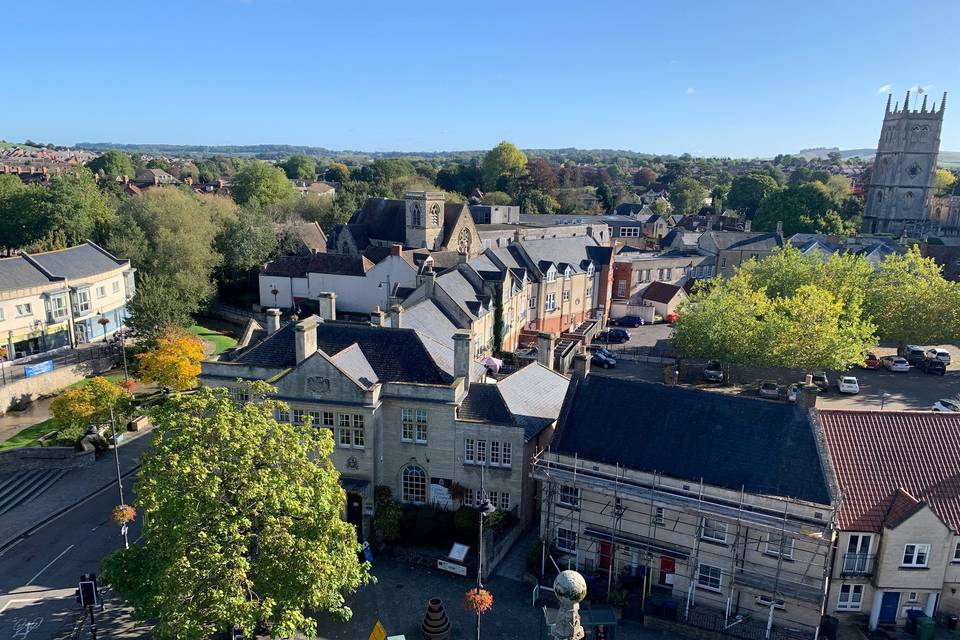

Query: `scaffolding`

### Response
(532, 447, 837, 637)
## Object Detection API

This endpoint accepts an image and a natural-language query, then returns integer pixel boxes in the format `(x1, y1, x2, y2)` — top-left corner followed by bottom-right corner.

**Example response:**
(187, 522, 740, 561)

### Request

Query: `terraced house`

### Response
(0, 242, 135, 360)
(200, 306, 569, 540)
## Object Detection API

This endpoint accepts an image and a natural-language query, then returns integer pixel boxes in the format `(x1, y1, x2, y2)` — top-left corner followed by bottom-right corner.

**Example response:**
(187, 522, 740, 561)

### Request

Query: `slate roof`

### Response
(553, 377, 832, 504)
(330, 343, 379, 388)
(819, 410, 960, 532)
(0, 242, 128, 292)
(234, 321, 451, 385)
(350, 199, 407, 243)
(707, 231, 784, 252)
(497, 362, 569, 440)
(402, 299, 463, 340)
(261, 253, 373, 278)
(459, 384, 514, 425)
(642, 281, 684, 304)
(518, 236, 600, 276)
(613, 203, 647, 216)
(437, 268, 487, 319)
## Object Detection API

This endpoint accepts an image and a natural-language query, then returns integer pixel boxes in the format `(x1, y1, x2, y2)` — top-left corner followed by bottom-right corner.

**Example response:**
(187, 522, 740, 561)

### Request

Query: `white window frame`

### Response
(765, 532, 794, 559)
(499, 491, 510, 510)
(50, 295, 68, 319)
(545, 293, 556, 312)
(697, 563, 723, 592)
(556, 527, 577, 553)
(562, 289, 570, 302)
(545, 267, 557, 282)
(74, 289, 91, 314)
(415, 409, 427, 443)
(292, 408, 305, 424)
(501, 442, 512, 467)
(352, 414, 365, 448)
(476, 439, 487, 464)
(653, 506, 665, 526)
(112, 280, 121, 293)
(490, 441, 500, 465)
(15, 303, 32, 317)
(837, 584, 864, 611)
(558, 484, 580, 508)
(701, 517, 727, 543)
(615, 280, 627, 298)
(337, 413, 352, 448)
(322, 411, 334, 427)
(902, 543, 930, 567)
(95, 285, 106, 299)
(402, 465, 427, 504)
(620, 226, 640, 237)
(276, 408, 290, 423)
(401, 408, 415, 442)
(464, 438, 475, 463)
(528, 296, 536, 309)
(232, 386, 249, 403)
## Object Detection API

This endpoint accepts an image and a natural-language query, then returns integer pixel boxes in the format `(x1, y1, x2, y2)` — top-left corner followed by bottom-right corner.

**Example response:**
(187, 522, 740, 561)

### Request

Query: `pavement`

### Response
(0, 398, 54, 443)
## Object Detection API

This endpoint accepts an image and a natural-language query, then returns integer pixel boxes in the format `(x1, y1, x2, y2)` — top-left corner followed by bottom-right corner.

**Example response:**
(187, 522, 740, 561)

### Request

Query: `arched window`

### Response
(430, 202, 441, 226)
(411, 202, 422, 227)
(402, 465, 427, 504)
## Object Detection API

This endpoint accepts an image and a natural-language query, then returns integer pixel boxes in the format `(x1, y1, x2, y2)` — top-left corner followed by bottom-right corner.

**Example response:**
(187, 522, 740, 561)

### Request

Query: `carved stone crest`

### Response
(307, 376, 331, 394)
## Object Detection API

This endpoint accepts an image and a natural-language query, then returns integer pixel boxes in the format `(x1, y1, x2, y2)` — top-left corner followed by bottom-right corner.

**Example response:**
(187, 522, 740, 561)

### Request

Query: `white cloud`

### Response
(909, 84, 934, 94)
(877, 83, 892, 93)
(686, 87, 696, 95)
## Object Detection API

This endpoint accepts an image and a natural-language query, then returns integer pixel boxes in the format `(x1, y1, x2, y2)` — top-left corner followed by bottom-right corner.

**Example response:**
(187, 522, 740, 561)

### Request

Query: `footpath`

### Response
(0, 428, 153, 552)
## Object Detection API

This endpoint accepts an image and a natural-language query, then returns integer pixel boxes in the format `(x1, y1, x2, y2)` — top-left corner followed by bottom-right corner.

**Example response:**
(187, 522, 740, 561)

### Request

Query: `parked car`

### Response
(702, 360, 724, 382)
(591, 352, 616, 369)
(932, 398, 960, 412)
(919, 358, 946, 375)
(837, 376, 860, 394)
(596, 329, 630, 344)
(898, 345, 927, 366)
(586, 345, 618, 362)
(863, 353, 881, 369)
(926, 348, 952, 366)
(882, 356, 910, 372)
(787, 383, 801, 402)
(666, 311, 679, 324)
(609, 315, 644, 328)
(758, 381, 780, 399)
(811, 372, 829, 390)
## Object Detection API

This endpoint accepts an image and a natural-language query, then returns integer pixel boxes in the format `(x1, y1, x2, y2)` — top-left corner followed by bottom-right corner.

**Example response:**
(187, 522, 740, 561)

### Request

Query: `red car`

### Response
(863, 353, 881, 369)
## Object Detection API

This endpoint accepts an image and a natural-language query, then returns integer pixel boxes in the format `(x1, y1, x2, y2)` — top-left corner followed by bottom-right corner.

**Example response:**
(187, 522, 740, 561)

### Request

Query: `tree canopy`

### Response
(481, 141, 527, 191)
(669, 176, 708, 216)
(135, 327, 205, 391)
(727, 172, 780, 219)
(102, 385, 371, 639)
(282, 154, 317, 181)
(233, 162, 297, 206)
(87, 150, 135, 180)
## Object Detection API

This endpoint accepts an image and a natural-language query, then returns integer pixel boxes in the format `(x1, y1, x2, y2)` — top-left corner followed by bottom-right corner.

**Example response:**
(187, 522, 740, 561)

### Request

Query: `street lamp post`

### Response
(108, 408, 128, 549)
(476, 464, 496, 640)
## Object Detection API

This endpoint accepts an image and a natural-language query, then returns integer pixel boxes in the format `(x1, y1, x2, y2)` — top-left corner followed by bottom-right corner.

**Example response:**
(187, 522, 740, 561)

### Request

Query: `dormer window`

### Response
(587, 263, 595, 277)
(563, 267, 572, 279)
(545, 266, 557, 282)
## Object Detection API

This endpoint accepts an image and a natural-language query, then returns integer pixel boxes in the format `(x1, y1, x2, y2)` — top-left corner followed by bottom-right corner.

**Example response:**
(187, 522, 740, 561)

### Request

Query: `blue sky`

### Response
(5, 0, 958, 157)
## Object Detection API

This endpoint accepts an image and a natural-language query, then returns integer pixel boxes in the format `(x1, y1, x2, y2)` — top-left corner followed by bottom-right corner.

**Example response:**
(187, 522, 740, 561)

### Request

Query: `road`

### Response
(0, 473, 141, 640)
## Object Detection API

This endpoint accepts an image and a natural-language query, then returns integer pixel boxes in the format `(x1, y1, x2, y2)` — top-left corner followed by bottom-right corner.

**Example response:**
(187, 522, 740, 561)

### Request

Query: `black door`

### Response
(346, 492, 363, 541)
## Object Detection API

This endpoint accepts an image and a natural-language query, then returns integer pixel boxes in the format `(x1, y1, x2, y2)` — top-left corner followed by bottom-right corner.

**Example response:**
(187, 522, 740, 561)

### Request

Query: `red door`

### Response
(659, 557, 675, 585)
(599, 542, 612, 570)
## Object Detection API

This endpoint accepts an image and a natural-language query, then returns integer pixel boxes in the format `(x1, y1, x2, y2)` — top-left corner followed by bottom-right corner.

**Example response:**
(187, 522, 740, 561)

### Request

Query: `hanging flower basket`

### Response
(119, 379, 137, 393)
(112, 503, 136, 525)
(464, 587, 493, 615)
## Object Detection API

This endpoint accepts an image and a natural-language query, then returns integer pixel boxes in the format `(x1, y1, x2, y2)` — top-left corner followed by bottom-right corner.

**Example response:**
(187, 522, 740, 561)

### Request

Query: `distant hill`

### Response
(798, 146, 960, 166)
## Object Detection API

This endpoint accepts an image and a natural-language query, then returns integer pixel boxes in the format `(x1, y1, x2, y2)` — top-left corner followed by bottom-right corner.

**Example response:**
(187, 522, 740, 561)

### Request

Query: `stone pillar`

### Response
(452, 331, 473, 390)
(869, 590, 884, 631)
(389, 304, 403, 329)
(295, 315, 319, 364)
(551, 570, 586, 640)
(266, 308, 281, 334)
(317, 292, 336, 321)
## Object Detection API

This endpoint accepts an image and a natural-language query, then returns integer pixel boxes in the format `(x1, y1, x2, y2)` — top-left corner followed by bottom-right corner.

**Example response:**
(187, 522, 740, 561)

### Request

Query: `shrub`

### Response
(373, 499, 402, 543)
(454, 506, 479, 542)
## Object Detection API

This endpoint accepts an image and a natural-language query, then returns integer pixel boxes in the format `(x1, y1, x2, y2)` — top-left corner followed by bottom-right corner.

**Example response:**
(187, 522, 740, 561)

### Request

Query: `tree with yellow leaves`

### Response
(136, 327, 205, 391)
(51, 377, 133, 443)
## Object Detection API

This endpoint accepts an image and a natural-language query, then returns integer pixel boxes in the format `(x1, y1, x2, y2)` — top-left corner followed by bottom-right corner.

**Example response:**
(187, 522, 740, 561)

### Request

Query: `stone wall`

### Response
(0, 357, 114, 416)
(0, 446, 94, 473)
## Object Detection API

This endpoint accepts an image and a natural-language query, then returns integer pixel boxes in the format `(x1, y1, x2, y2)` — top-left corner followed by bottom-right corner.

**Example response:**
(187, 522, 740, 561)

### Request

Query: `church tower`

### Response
(404, 191, 446, 250)
(862, 90, 946, 235)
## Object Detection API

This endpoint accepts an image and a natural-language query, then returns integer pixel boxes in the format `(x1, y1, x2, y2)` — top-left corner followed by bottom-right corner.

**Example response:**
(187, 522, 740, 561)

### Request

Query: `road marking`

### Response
(26, 545, 74, 586)
(11, 615, 42, 639)
(90, 526, 98, 532)
(0, 538, 24, 557)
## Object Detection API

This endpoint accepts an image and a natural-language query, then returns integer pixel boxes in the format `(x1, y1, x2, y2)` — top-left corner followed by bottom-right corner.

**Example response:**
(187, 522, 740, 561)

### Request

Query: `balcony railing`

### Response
(841, 553, 875, 577)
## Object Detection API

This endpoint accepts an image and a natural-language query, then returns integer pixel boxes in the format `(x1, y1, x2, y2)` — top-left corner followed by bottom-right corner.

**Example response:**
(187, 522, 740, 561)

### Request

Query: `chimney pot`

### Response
(453, 331, 473, 389)
(572, 350, 590, 381)
(370, 305, 386, 327)
(389, 304, 404, 329)
(294, 315, 320, 364)
(537, 332, 555, 370)
(317, 292, 337, 321)
(266, 308, 281, 334)
(391, 243, 402, 256)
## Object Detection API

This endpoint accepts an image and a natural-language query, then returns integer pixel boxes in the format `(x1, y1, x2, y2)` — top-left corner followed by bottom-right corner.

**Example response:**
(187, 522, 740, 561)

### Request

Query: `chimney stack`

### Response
(797, 373, 819, 411)
(743, 219, 752, 232)
(389, 304, 404, 329)
(775, 220, 783, 236)
(453, 331, 473, 390)
(266, 308, 281, 334)
(572, 350, 590, 381)
(370, 305, 386, 327)
(537, 332, 555, 370)
(391, 243, 402, 257)
(295, 315, 319, 364)
(317, 292, 337, 321)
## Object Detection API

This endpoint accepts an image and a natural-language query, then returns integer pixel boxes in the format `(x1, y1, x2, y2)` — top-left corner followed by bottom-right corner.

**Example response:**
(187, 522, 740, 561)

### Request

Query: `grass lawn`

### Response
(0, 418, 59, 451)
(67, 372, 125, 389)
(190, 322, 238, 355)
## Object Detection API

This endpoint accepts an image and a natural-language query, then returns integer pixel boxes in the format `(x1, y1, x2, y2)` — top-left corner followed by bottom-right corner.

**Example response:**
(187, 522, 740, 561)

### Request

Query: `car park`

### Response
(863, 353, 881, 369)
(926, 348, 952, 366)
(758, 381, 780, 399)
(591, 352, 616, 369)
(702, 360, 724, 382)
(837, 376, 860, 394)
(596, 329, 630, 344)
(609, 315, 644, 327)
(898, 345, 927, 367)
(932, 398, 960, 412)
(586, 345, 618, 362)
(882, 356, 910, 372)
(919, 358, 946, 375)
(811, 372, 829, 390)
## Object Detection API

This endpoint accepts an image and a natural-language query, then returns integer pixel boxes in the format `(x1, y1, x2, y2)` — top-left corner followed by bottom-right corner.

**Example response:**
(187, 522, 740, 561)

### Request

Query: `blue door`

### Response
(879, 591, 900, 625)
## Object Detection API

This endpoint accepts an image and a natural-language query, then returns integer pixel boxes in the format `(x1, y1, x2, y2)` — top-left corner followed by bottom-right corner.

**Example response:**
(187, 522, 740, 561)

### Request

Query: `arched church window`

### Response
(430, 202, 441, 226)
(411, 202, 422, 227)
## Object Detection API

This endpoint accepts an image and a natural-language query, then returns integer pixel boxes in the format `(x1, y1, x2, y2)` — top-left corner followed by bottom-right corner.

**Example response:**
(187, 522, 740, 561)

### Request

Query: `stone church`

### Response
(329, 191, 483, 258)
(861, 90, 946, 236)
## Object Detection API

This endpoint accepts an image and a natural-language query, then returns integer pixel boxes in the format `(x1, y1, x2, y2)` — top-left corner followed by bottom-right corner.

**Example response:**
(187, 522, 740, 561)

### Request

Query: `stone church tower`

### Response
(405, 191, 446, 250)
(862, 90, 946, 235)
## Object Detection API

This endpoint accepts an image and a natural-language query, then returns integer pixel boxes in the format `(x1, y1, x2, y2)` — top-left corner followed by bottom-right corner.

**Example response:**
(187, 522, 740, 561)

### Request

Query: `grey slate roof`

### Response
(436, 269, 487, 319)
(0, 242, 128, 292)
(0, 257, 53, 290)
(498, 362, 569, 440)
(707, 231, 784, 252)
(459, 384, 514, 425)
(330, 344, 379, 388)
(553, 376, 832, 504)
(402, 299, 462, 340)
(234, 321, 451, 385)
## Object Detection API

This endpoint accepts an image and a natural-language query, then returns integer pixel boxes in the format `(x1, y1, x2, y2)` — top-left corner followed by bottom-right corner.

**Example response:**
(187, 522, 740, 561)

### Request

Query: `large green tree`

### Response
(282, 154, 317, 181)
(87, 150, 136, 180)
(233, 162, 297, 206)
(125, 273, 195, 338)
(101, 384, 370, 639)
(215, 205, 277, 281)
(727, 172, 780, 219)
(669, 177, 708, 216)
(481, 141, 528, 192)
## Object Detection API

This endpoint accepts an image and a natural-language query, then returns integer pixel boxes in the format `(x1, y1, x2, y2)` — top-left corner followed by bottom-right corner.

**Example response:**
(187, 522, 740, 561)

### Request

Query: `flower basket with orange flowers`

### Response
(464, 587, 493, 615)
(112, 503, 136, 525)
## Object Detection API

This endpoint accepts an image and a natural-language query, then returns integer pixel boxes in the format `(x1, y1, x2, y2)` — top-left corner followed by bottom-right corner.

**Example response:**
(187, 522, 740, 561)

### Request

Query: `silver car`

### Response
(926, 348, 952, 366)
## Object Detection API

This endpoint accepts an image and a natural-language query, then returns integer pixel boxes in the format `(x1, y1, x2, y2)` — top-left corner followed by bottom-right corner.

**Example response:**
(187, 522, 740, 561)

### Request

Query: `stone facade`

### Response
(862, 91, 946, 236)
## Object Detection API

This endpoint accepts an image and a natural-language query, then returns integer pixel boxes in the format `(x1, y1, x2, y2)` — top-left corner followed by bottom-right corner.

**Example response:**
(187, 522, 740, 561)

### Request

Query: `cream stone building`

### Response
(0, 242, 135, 360)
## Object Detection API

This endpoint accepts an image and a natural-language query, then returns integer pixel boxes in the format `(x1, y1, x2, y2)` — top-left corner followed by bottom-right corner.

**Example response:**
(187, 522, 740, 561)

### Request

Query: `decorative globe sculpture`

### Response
(551, 570, 586, 640)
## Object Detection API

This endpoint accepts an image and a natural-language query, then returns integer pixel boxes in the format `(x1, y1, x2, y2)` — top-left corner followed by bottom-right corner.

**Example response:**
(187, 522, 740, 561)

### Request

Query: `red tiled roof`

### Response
(819, 410, 960, 532)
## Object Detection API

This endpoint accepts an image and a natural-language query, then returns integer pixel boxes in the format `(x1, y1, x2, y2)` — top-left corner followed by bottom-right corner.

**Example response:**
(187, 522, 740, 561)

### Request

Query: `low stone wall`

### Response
(0, 357, 114, 416)
(0, 445, 94, 473)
